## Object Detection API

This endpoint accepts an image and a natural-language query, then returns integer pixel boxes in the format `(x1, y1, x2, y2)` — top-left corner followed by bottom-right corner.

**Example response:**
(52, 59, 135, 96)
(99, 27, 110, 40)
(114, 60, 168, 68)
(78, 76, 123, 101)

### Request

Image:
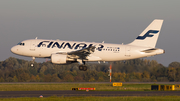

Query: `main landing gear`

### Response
(79, 65, 87, 71)
(78, 60, 87, 71)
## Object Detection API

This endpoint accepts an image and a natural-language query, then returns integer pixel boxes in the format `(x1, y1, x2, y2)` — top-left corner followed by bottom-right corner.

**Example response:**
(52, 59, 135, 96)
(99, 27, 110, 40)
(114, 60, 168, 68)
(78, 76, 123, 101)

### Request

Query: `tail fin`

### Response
(128, 19, 163, 48)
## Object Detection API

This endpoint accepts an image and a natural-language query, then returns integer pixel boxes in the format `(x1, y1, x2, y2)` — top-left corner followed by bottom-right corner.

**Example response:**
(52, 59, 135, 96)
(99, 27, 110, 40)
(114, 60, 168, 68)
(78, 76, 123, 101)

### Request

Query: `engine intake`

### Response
(51, 54, 67, 64)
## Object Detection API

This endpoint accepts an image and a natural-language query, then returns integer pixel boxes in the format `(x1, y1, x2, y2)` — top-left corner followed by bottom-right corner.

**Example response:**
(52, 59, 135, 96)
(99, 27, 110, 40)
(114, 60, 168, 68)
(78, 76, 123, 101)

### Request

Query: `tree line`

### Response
(0, 57, 180, 82)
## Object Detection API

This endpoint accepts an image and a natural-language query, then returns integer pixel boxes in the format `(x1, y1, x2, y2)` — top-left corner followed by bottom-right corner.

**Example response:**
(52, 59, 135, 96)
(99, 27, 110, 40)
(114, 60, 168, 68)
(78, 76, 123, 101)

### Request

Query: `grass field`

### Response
(0, 83, 153, 91)
(0, 96, 180, 101)
(0, 83, 179, 100)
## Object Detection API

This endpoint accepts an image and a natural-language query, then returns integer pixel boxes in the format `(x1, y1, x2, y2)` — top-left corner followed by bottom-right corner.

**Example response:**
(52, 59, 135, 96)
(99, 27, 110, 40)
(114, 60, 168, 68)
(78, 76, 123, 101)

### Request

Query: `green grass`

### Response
(0, 96, 180, 101)
(0, 83, 178, 100)
(0, 83, 153, 91)
(0, 83, 177, 91)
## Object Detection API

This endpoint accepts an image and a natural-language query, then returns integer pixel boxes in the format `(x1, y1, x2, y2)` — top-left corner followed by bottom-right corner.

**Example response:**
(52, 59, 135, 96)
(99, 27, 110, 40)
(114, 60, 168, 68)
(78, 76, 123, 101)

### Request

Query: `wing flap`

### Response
(67, 46, 96, 59)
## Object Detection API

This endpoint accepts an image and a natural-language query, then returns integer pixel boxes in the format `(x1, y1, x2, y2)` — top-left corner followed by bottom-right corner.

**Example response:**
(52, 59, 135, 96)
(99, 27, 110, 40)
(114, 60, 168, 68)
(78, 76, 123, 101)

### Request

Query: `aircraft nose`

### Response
(11, 46, 18, 54)
(11, 46, 16, 53)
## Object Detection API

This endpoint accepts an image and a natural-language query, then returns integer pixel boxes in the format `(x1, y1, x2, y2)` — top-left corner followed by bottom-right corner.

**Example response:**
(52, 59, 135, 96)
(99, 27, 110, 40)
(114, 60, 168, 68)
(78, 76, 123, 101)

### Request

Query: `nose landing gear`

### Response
(30, 57, 35, 67)
(31, 64, 34, 67)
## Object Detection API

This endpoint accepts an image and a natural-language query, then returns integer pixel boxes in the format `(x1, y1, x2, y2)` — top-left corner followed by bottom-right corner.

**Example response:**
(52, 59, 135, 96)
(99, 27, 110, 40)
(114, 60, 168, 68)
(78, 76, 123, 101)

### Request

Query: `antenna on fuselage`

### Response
(35, 37, 38, 39)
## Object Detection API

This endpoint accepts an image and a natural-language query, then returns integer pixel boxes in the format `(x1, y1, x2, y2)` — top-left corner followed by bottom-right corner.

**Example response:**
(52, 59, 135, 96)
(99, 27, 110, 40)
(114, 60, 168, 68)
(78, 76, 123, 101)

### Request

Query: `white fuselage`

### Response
(11, 19, 164, 68)
(11, 39, 164, 62)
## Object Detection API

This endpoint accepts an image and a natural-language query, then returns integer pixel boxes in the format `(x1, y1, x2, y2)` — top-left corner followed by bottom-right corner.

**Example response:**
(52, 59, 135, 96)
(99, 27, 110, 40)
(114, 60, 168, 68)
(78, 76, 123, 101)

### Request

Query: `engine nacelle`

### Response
(51, 54, 67, 64)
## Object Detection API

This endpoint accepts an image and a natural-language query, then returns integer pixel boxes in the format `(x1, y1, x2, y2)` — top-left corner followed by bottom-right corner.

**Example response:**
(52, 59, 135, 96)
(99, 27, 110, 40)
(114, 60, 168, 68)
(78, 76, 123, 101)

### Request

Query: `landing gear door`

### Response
(125, 47, 131, 57)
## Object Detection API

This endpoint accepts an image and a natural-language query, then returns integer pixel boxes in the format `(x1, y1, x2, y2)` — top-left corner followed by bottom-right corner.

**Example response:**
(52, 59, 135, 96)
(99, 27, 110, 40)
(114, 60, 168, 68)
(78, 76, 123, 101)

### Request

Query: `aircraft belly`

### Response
(94, 51, 124, 61)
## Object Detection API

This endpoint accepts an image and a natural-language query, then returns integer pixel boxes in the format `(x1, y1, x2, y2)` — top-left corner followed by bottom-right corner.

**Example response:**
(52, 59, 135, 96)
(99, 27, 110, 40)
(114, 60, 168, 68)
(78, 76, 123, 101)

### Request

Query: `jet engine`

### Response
(51, 54, 67, 64)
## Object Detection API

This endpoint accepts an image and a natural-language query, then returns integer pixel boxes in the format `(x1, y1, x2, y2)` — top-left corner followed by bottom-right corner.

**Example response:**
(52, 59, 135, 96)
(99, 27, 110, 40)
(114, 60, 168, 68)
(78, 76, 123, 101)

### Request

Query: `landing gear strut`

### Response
(31, 57, 35, 67)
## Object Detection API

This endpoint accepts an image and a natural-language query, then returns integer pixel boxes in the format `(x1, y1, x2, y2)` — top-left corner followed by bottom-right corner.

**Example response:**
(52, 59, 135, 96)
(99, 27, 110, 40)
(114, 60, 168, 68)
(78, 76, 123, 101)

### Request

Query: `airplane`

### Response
(11, 19, 164, 71)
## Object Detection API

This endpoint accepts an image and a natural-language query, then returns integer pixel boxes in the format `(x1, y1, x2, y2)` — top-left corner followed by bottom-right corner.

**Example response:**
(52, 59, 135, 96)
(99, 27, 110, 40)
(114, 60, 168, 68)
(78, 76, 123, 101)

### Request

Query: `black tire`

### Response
(83, 66, 87, 71)
(79, 65, 84, 70)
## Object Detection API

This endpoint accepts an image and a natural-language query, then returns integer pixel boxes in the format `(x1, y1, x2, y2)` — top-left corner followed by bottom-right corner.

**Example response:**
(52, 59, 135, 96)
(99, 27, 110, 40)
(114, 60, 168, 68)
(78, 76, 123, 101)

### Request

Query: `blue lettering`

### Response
(63, 43, 76, 49)
(88, 44, 93, 47)
(97, 44, 104, 51)
(37, 41, 50, 47)
(74, 43, 87, 49)
(52, 42, 64, 48)
(47, 42, 53, 48)
(37, 41, 105, 51)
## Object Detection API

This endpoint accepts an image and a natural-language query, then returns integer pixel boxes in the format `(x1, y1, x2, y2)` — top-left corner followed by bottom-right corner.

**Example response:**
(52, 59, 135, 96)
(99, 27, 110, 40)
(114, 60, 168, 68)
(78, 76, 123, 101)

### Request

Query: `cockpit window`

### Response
(17, 42, 25, 46)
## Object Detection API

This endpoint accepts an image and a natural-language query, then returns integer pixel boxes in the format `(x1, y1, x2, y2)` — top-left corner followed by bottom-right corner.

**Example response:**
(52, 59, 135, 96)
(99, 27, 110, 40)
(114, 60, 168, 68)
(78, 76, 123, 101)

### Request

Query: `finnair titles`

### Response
(37, 41, 105, 51)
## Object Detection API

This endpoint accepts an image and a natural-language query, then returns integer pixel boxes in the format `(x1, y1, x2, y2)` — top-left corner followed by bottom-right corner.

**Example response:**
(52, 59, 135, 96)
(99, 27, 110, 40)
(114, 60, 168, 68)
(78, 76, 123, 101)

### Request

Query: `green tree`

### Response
(36, 75, 40, 82)
(63, 74, 74, 82)
(142, 71, 150, 82)
(51, 74, 61, 82)
(167, 67, 176, 81)
(0, 77, 4, 82)
(169, 62, 180, 68)
(30, 75, 36, 82)
(43, 74, 52, 82)
(18, 72, 30, 82)
(12, 76, 18, 82)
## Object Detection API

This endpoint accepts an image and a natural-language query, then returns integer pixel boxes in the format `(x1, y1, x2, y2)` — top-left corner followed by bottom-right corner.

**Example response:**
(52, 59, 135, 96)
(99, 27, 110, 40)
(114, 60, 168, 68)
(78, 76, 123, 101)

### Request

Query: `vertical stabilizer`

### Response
(128, 19, 163, 48)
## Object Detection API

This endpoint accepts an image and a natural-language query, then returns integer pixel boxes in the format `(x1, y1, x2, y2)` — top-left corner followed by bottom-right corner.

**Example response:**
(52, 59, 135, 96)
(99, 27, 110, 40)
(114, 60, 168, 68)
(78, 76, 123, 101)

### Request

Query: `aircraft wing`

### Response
(67, 46, 96, 60)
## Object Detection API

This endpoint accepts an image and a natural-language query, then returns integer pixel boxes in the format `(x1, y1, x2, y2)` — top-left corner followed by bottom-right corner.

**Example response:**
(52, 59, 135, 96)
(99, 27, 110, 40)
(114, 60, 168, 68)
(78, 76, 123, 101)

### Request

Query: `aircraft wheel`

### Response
(83, 66, 87, 71)
(79, 65, 84, 70)
(31, 64, 34, 67)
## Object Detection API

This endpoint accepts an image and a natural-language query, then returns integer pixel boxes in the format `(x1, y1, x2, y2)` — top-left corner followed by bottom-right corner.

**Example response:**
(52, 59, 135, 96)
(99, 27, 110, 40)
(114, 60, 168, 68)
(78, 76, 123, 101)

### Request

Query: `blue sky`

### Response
(0, 0, 180, 66)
